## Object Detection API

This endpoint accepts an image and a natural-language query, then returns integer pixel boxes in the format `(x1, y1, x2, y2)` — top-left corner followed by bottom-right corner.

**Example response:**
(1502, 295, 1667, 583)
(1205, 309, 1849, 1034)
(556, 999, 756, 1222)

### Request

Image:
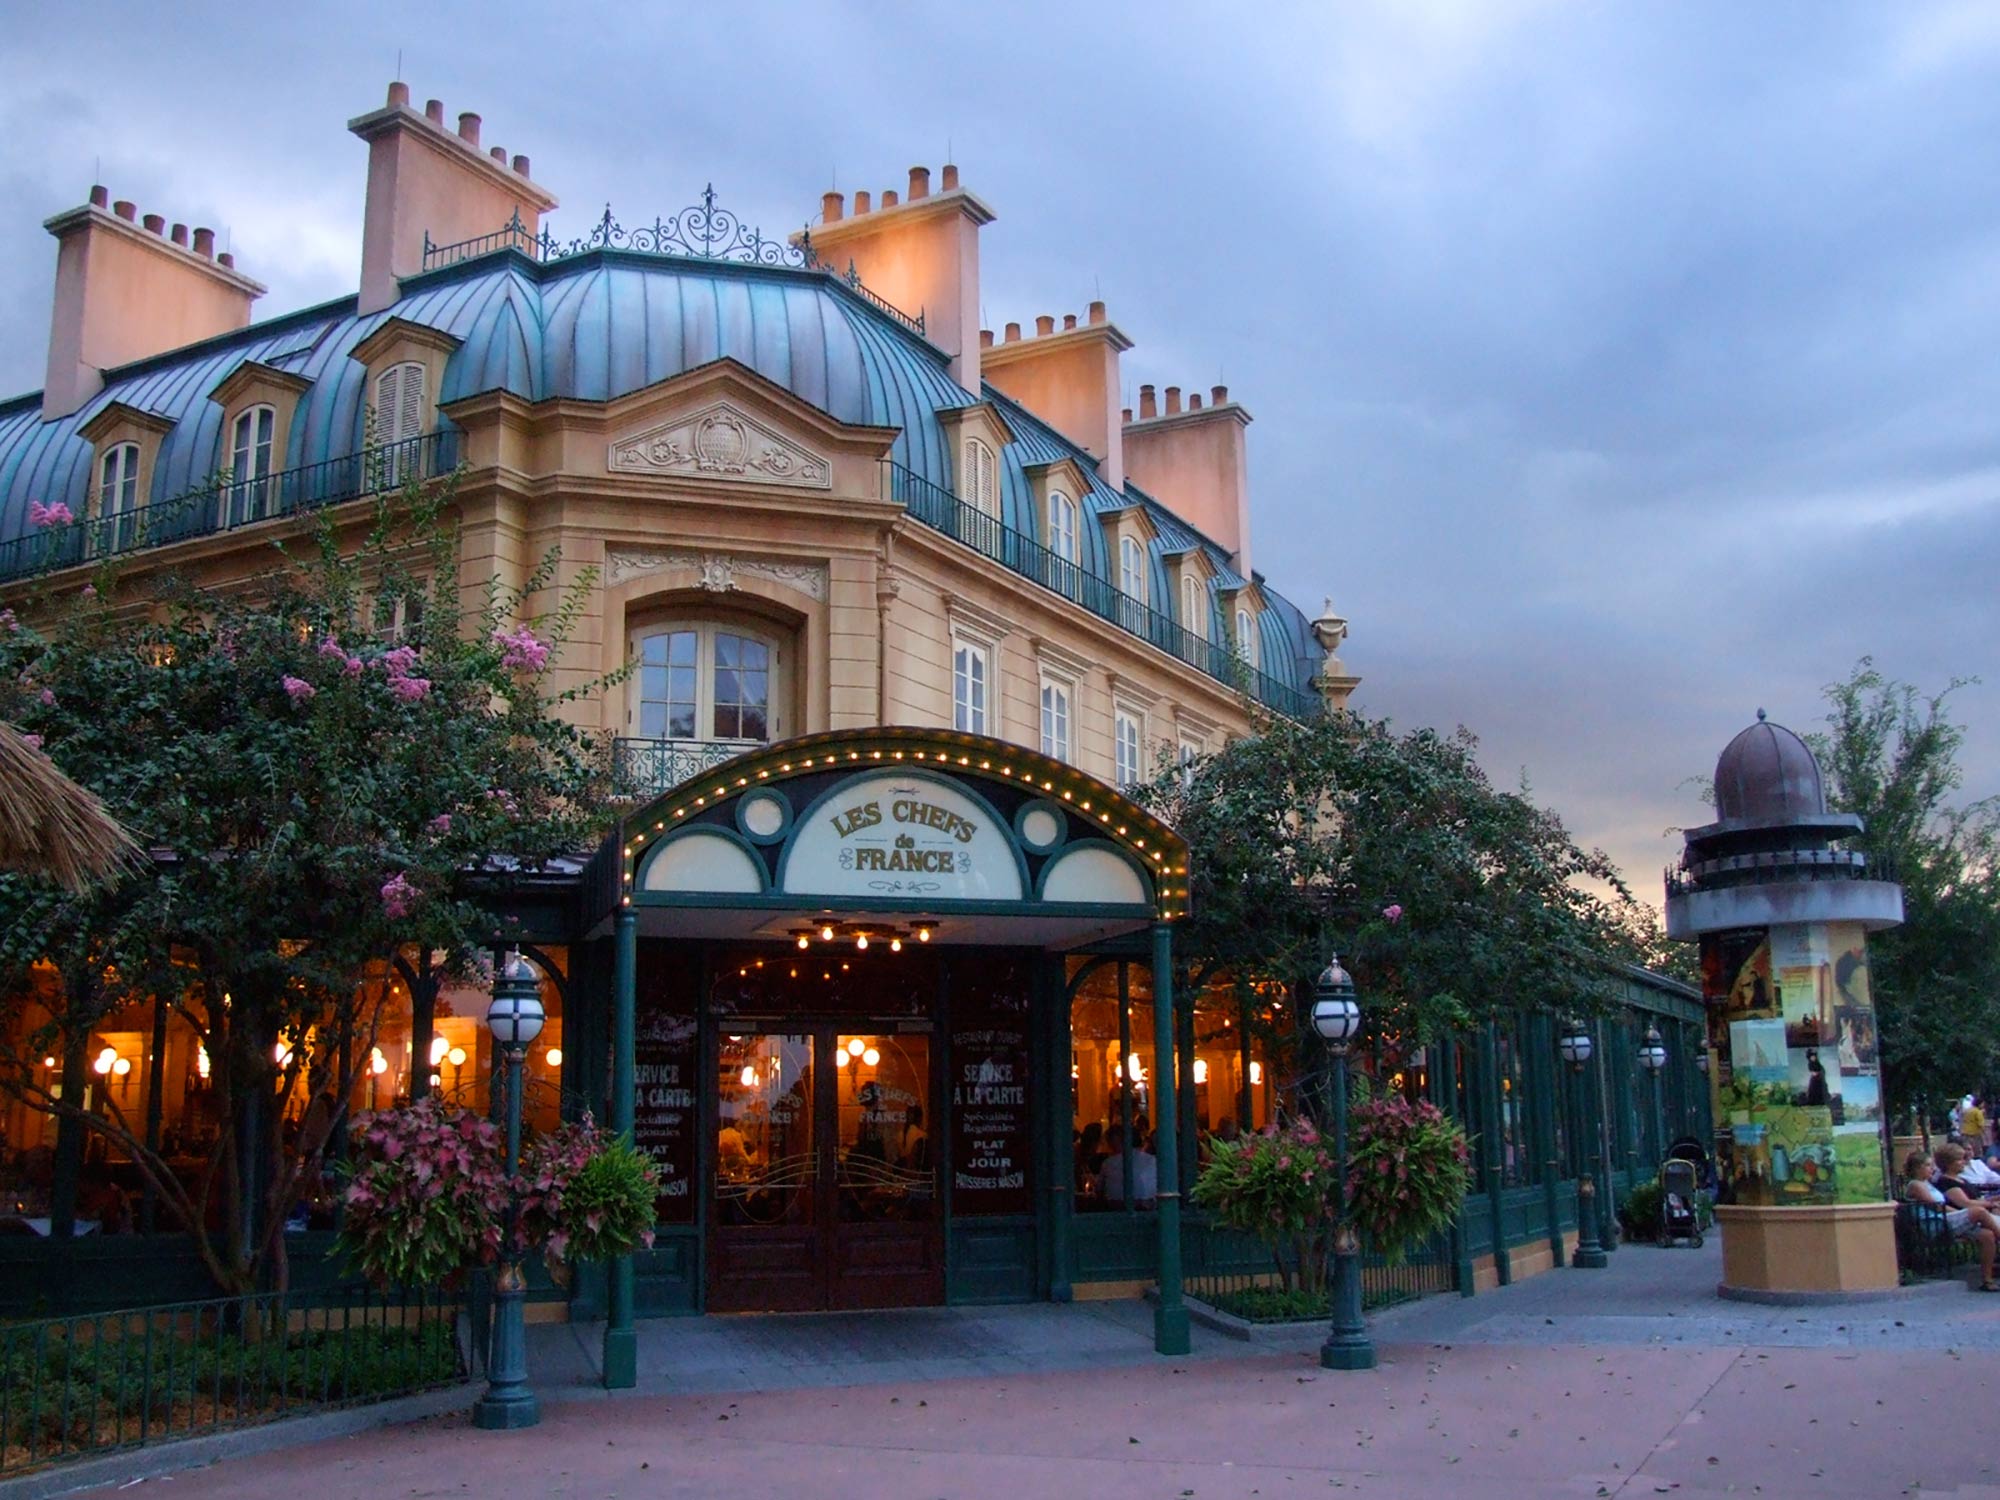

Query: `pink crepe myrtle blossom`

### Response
(1382, 903, 1404, 924)
(491, 624, 551, 674)
(21, 733, 43, 751)
(379, 645, 420, 679)
(380, 872, 418, 920)
(0, 609, 16, 633)
(37, 688, 54, 707)
(27, 500, 74, 528)
(427, 813, 452, 835)
(79, 584, 96, 600)
(388, 674, 431, 702)
(282, 676, 316, 704)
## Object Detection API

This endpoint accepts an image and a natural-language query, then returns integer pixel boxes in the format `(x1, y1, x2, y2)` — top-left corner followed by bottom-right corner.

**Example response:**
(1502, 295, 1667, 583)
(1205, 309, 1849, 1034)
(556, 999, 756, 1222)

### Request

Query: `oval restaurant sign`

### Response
(783, 773, 1024, 902)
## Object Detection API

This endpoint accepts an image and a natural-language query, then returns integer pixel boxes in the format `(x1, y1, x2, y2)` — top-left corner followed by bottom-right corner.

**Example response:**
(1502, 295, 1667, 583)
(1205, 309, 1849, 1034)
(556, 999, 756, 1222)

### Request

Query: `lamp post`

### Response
(1637, 1024, 1668, 1169)
(1559, 1018, 1607, 1269)
(1312, 956, 1375, 1371)
(473, 951, 544, 1431)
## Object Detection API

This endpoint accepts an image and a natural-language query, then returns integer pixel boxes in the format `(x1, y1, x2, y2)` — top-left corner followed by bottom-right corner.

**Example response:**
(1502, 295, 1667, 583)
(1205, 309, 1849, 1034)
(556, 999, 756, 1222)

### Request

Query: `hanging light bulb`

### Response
(820, 924, 835, 942)
(740, 1064, 759, 1087)
(1249, 1060, 1264, 1085)
(917, 926, 931, 943)
(112, 1058, 131, 1077)
(890, 937, 902, 953)
(855, 933, 868, 951)
(41, 1056, 55, 1069)
(1127, 1053, 1146, 1083)
(1193, 1057, 1209, 1085)
(94, 1049, 115, 1076)
(847, 1037, 865, 1057)
(430, 1035, 449, 1066)
(448, 1046, 467, 1068)
(862, 1047, 880, 1067)
(797, 934, 810, 950)
(370, 1047, 388, 1076)
(546, 1047, 563, 1068)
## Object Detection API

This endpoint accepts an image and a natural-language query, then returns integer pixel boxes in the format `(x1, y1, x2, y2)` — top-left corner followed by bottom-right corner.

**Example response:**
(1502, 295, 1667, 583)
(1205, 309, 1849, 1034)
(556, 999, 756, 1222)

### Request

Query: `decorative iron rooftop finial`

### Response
(1757, 707, 1767, 722)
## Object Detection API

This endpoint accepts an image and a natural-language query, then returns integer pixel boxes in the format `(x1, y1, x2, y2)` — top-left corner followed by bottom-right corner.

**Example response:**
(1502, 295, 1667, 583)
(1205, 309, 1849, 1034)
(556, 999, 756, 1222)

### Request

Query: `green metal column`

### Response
(1477, 1023, 1511, 1286)
(1595, 1021, 1619, 1253)
(1045, 955, 1073, 1302)
(602, 907, 638, 1389)
(1438, 1036, 1476, 1296)
(1150, 922, 1190, 1356)
(1532, 1014, 1566, 1268)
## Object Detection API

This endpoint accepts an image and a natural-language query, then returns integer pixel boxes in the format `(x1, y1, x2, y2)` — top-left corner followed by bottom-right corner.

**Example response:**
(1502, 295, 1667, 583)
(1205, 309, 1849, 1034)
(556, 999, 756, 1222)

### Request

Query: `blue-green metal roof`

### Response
(0, 247, 1319, 704)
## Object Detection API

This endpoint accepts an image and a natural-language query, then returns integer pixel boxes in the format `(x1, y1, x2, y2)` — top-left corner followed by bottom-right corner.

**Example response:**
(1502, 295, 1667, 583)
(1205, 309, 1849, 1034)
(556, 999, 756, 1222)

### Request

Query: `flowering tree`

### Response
(0, 471, 611, 1294)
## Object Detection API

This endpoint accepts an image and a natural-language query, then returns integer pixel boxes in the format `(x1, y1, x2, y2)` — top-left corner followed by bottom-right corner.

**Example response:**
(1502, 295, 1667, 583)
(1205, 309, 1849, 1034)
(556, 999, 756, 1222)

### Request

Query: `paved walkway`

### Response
(67, 1243, 2000, 1498)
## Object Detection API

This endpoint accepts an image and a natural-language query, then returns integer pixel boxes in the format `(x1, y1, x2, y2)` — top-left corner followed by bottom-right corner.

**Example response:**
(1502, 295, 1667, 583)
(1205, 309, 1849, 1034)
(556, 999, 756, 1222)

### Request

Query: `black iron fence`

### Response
(0, 431, 460, 584)
(1895, 1201, 1975, 1284)
(1184, 1230, 1457, 1322)
(887, 462, 1322, 721)
(0, 1281, 463, 1476)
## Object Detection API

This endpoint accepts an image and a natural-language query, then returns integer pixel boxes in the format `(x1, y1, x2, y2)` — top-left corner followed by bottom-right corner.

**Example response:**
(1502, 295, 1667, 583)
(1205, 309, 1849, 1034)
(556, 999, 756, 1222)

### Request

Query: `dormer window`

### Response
(98, 442, 140, 519)
(1047, 490, 1078, 566)
(375, 362, 426, 445)
(963, 437, 998, 518)
(1118, 535, 1147, 604)
(1235, 606, 1258, 669)
(1181, 574, 1206, 640)
(228, 404, 277, 522)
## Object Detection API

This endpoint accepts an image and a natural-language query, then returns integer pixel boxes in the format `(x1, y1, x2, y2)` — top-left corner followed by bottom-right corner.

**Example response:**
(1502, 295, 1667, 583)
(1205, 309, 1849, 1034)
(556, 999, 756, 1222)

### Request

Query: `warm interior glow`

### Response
(740, 1064, 760, 1088)
(889, 937, 902, 952)
(112, 1058, 132, 1077)
(196, 1044, 211, 1080)
(820, 924, 835, 942)
(917, 927, 931, 943)
(797, 935, 810, 950)
(93, 1048, 115, 1075)
(1126, 1053, 1145, 1083)
(370, 1048, 388, 1076)
(1249, 1061, 1264, 1085)
(447, 1046, 467, 1068)
(545, 1048, 563, 1068)
(862, 1047, 881, 1067)
(430, 1036, 449, 1066)
(855, 933, 869, 950)
(847, 1037, 866, 1057)
(274, 1042, 292, 1065)
(41, 1056, 54, 1069)
(1192, 1057, 1209, 1085)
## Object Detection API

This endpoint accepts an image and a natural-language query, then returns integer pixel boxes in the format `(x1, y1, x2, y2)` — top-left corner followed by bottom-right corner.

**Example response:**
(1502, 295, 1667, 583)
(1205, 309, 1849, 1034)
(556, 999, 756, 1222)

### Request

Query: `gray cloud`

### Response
(2, 1, 1994, 900)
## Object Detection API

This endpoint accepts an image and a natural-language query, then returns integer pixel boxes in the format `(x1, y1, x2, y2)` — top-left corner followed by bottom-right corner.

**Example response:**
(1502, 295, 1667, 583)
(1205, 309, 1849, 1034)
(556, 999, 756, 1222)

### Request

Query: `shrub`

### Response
(1617, 1178, 1714, 1243)
(1191, 1119, 1338, 1296)
(1344, 1081, 1472, 1262)
(518, 1114, 661, 1269)
(337, 1097, 508, 1288)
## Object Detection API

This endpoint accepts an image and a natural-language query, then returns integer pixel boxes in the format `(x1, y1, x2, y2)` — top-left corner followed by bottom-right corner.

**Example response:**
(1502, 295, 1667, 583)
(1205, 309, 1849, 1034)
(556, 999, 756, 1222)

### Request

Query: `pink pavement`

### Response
(69, 1338, 2000, 1500)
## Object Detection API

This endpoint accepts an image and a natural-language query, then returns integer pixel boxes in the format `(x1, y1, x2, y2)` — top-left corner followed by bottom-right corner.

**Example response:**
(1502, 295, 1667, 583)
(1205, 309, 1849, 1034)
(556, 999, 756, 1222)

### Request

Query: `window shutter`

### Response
(374, 366, 401, 443)
(397, 364, 424, 444)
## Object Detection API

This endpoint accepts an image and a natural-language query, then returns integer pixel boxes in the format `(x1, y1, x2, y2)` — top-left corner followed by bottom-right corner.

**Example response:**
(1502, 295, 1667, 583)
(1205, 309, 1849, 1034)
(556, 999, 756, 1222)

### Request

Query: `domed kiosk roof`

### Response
(1714, 711, 1826, 825)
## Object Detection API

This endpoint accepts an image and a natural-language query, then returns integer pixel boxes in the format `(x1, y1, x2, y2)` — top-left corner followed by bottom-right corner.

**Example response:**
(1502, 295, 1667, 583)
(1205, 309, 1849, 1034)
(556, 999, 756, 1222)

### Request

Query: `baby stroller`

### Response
(1659, 1157, 1705, 1248)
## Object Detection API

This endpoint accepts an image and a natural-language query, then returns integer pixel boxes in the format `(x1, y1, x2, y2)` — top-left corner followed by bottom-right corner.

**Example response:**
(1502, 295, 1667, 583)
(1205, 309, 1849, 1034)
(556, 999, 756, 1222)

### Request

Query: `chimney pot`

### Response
(1139, 385, 1158, 419)
(908, 165, 930, 200)
(1035, 314, 1055, 336)
(821, 190, 844, 224)
(1004, 321, 1021, 342)
(941, 164, 960, 190)
(142, 213, 165, 235)
(425, 99, 445, 124)
(881, 188, 899, 208)
(490, 146, 506, 163)
(113, 200, 136, 221)
(193, 227, 215, 257)
(1211, 384, 1228, 406)
(218, 252, 236, 268)
(512, 154, 530, 177)
(387, 81, 410, 108)
(170, 223, 188, 247)
(1088, 300, 1107, 325)
(88, 185, 108, 209)
(457, 112, 481, 146)
(1189, 393, 1203, 410)
(1121, 407, 1134, 424)
(980, 329, 994, 348)
(1165, 385, 1182, 415)
(853, 189, 871, 214)
(1063, 313, 1077, 330)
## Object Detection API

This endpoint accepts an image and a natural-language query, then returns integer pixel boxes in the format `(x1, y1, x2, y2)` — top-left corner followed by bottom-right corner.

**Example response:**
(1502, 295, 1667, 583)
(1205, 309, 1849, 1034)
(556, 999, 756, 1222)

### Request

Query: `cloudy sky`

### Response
(3, 2, 1995, 899)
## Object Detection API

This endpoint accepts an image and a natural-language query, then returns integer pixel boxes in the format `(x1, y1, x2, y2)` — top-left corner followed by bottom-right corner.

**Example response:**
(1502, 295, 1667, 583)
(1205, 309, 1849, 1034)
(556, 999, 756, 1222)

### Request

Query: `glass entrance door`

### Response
(708, 1026, 941, 1312)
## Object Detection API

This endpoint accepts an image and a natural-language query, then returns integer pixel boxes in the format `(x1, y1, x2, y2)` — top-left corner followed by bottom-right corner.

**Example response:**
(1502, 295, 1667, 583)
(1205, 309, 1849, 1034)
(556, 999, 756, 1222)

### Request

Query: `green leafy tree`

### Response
(1136, 711, 1649, 1057)
(0, 472, 611, 1293)
(1807, 660, 2000, 1126)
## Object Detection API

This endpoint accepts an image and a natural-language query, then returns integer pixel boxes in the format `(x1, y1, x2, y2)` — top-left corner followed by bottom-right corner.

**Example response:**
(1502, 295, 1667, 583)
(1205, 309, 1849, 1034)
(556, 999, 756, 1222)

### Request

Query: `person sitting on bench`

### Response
(1906, 1147, 2000, 1291)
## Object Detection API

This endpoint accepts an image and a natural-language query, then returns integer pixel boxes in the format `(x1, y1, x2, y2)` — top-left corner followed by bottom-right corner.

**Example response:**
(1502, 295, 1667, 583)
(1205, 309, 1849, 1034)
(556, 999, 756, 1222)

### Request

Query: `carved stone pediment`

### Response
(607, 402, 831, 490)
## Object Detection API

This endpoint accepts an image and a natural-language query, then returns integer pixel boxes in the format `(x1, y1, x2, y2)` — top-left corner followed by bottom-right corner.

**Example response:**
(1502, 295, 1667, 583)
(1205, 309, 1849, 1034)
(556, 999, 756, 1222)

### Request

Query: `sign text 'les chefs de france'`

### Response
(783, 774, 1025, 902)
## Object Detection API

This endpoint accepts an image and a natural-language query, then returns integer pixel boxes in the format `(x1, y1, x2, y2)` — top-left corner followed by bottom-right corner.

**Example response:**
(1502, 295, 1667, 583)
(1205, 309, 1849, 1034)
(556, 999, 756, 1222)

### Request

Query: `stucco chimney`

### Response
(350, 81, 558, 315)
(981, 304, 1134, 488)
(41, 193, 267, 419)
(1123, 384, 1256, 577)
(793, 163, 993, 390)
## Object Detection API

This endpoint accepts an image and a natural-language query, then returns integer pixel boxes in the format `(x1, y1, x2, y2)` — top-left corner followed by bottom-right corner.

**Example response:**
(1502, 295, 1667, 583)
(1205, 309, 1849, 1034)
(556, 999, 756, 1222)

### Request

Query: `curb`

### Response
(1716, 1278, 1962, 1306)
(0, 1382, 480, 1500)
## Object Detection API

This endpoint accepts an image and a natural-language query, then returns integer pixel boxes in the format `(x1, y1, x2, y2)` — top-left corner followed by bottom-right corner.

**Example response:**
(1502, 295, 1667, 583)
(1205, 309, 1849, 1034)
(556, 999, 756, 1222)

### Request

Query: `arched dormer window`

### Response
(963, 437, 998, 518)
(1181, 574, 1206, 639)
(98, 442, 140, 519)
(373, 361, 426, 484)
(228, 404, 277, 523)
(1118, 535, 1147, 605)
(1235, 606, 1258, 669)
(1048, 490, 1078, 566)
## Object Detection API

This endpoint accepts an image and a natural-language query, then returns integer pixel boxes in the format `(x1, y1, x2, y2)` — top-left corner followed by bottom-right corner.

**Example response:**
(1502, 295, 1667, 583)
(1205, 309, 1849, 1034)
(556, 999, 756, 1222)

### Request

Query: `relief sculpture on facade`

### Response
(608, 401, 831, 490)
(605, 547, 828, 602)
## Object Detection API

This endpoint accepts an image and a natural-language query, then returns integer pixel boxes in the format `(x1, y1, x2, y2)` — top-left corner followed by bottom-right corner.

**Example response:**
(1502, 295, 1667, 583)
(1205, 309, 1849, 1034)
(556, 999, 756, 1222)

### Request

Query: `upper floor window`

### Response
(630, 621, 780, 743)
(375, 582, 428, 644)
(1114, 709, 1142, 789)
(953, 640, 989, 734)
(1040, 678, 1072, 762)
(374, 362, 426, 446)
(98, 442, 140, 518)
(1047, 490, 1078, 566)
(230, 405, 276, 482)
(1118, 536, 1147, 604)
(1235, 607, 1257, 669)
(1181, 575, 1206, 639)
(963, 438, 998, 518)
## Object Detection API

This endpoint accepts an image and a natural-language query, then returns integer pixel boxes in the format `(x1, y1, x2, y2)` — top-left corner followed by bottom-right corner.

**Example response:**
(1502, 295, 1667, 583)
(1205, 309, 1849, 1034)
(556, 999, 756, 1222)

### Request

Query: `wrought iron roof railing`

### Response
(0, 430, 459, 584)
(421, 189, 927, 340)
(886, 462, 1321, 721)
(611, 735, 762, 800)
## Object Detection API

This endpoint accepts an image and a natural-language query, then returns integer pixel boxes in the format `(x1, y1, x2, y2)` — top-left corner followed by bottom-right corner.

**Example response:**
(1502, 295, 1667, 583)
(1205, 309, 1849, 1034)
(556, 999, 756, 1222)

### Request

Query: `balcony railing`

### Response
(612, 736, 763, 800)
(0, 431, 460, 584)
(886, 463, 1321, 720)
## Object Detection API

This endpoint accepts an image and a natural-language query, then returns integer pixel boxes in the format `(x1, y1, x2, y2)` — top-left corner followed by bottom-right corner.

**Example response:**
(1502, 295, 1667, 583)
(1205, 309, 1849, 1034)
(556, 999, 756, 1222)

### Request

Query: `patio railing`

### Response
(887, 462, 1321, 721)
(0, 431, 460, 585)
(611, 735, 762, 800)
(1184, 1228, 1458, 1321)
(0, 1280, 463, 1476)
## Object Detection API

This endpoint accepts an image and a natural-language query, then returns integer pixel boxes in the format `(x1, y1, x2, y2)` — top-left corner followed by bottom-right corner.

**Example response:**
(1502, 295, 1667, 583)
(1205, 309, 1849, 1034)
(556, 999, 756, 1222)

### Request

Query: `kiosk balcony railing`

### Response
(887, 462, 1320, 720)
(0, 432, 460, 585)
(612, 736, 762, 800)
